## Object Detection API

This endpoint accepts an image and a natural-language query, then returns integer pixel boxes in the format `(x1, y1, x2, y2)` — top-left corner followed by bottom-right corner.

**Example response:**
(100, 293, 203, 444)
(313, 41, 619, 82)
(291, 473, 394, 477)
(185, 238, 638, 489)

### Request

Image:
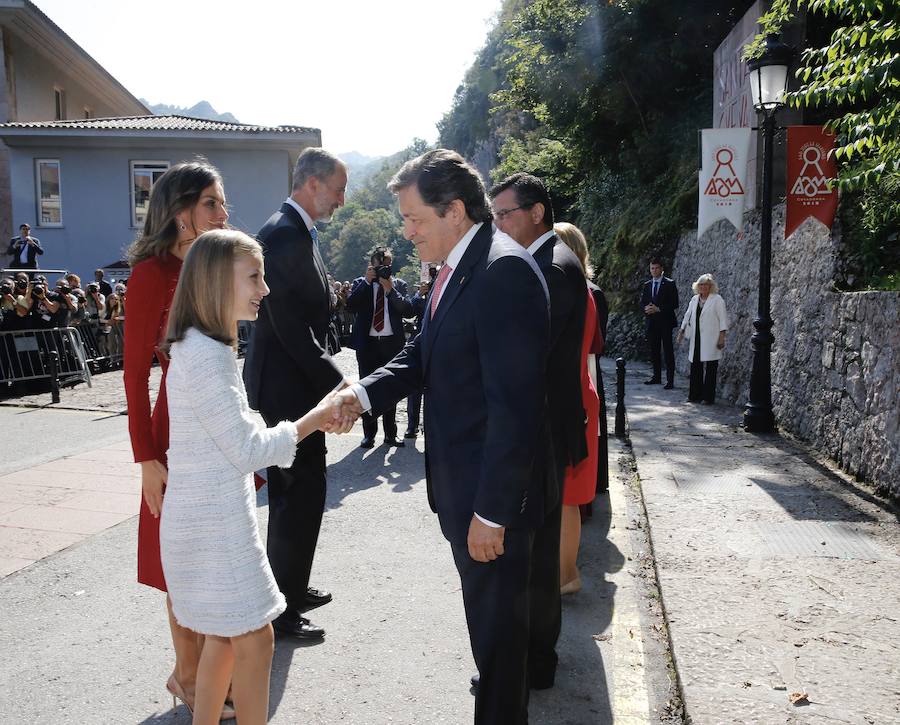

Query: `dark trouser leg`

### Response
(527, 491, 562, 688)
(406, 391, 422, 434)
(356, 347, 380, 440)
(648, 328, 662, 380)
(662, 328, 675, 384)
(451, 530, 533, 725)
(703, 360, 719, 403)
(358, 338, 403, 440)
(688, 359, 704, 401)
(262, 420, 326, 610)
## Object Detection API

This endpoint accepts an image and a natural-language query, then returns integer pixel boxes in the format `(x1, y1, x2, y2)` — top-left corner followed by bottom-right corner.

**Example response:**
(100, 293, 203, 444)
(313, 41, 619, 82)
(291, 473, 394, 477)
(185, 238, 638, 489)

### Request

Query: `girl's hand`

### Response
(140, 460, 168, 517)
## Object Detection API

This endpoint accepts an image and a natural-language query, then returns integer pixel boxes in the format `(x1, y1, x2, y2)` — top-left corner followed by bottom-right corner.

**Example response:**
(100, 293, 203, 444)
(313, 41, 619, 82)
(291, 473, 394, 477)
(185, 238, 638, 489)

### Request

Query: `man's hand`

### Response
(365, 266, 377, 283)
(717, 331, 726, 350)
(378, 277, 393, 293)
(467, 516, 505, 562)
(644, 303, 659, 315)
(324, 388, 364, 432)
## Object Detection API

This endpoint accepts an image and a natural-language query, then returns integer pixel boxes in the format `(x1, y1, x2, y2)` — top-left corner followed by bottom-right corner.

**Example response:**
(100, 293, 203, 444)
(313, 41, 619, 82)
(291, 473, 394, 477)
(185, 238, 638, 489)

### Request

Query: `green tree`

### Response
(746, 0, 899, 191)
(746, 0, 899, 289)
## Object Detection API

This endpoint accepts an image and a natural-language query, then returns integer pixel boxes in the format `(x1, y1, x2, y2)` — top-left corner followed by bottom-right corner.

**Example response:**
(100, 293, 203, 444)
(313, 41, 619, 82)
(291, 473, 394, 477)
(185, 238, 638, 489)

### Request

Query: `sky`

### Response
(31, 0, 503, 158)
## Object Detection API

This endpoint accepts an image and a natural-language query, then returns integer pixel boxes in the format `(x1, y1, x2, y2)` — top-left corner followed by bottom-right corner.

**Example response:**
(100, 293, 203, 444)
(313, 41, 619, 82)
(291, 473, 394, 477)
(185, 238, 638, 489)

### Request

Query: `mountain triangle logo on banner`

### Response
(789, 145, 832, 199)
(704, 148, 745, 198)
(698, 128, 751, 238)
(785, 126, 838, 239)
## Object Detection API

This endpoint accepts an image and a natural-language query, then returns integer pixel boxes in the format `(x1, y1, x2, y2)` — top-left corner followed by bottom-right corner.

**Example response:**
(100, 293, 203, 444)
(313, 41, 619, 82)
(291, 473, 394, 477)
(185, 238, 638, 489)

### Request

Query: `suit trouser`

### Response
(527, 484, 563, 686)
(405, 391, 422, 434)
(451, 528, 534, 725)
(648, 326, 675, 382)
(689, 359, 719, 403)
(356, 335, 404, 440)
(260, 416, 326, 611)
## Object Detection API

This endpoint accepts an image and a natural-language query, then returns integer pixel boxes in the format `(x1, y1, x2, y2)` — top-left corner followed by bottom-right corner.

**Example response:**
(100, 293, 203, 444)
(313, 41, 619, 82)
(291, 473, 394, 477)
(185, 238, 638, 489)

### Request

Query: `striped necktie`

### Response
(430, 264, 453, 319)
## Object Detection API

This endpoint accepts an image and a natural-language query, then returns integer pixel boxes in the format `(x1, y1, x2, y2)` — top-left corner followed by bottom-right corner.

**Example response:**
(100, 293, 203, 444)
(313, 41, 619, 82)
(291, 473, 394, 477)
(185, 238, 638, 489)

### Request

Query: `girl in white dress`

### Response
(159, 229, 353, 724)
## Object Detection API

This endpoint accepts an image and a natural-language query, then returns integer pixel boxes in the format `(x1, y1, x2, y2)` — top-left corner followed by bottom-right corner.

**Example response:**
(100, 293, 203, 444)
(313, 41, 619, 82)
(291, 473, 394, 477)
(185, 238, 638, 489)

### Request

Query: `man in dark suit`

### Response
(346, 247, 412, 448)
(333, 150, 550, 724)
(403, 279, 430, 439)
(243, 147, 348, 639)
(640, 257, 679, 388)
(7, 224, 43, 269)
(490, 172, 588, 690)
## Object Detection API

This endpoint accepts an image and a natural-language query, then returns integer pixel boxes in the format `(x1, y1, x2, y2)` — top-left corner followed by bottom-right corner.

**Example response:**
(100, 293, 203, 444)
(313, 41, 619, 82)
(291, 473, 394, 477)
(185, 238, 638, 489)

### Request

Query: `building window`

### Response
(54, 88, 66, 120)
(35, 159, 62, 226)
(131, 161, 169, 228)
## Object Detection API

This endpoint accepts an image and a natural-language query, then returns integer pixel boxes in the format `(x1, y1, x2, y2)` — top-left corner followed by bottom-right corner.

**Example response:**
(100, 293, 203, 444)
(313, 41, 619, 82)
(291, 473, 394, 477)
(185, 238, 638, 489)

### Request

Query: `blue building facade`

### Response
(0, 116, 320, 280)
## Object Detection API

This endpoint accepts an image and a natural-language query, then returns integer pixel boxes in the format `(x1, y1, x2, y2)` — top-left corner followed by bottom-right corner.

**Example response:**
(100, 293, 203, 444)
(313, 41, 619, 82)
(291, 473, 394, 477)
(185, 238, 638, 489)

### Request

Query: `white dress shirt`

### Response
(368, 281, 394, 337)
(284, 197, 315, 232)
(526, 229, 556, 256)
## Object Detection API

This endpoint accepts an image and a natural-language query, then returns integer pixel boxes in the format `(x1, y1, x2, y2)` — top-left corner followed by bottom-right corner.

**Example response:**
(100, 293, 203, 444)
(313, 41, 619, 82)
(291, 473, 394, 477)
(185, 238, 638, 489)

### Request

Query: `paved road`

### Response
(0, 354, 673, 724)
(623, 359, 900, 724)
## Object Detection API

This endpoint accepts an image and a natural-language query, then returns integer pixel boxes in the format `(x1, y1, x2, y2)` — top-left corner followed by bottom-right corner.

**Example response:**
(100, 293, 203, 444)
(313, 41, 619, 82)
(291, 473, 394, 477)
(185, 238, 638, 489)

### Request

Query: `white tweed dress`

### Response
(160, 328, 298, 636)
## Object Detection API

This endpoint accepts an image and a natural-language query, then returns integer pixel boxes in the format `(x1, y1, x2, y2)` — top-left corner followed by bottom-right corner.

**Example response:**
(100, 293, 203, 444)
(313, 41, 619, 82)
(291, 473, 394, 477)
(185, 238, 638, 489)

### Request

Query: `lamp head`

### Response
(747, 34, 794, 112)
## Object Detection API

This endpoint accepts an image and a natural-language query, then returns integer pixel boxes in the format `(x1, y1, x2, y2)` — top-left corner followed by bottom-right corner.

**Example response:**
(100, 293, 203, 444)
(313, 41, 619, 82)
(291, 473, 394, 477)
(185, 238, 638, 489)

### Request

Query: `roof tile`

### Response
(0, 115, 316, 134)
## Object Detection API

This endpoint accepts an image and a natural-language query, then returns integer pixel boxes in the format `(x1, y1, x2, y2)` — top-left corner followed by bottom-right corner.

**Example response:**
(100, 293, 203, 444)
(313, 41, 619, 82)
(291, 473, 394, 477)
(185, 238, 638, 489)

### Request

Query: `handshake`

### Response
(312, 385, 366, 434)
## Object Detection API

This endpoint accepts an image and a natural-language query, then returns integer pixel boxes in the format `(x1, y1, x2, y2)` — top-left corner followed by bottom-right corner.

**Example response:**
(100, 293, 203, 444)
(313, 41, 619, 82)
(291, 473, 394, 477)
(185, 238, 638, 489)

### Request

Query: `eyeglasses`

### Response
(493, 204, 534, 221)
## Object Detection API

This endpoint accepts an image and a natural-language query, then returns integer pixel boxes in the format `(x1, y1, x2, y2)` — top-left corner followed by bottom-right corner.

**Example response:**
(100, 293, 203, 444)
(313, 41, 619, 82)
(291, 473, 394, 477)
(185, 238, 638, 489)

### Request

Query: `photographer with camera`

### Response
(25, 274, 61, 330)
(54, 278, 78, 327)
(6, 223, 43, 269)
(346, 246, 413, 448)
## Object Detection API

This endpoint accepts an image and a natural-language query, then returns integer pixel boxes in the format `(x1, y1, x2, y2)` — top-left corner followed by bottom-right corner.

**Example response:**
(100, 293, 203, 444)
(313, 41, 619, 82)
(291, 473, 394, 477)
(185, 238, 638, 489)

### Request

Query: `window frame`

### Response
(130, 160, 170, 229)
(35, 158, 63, 227)
(53, 87, 66, 120)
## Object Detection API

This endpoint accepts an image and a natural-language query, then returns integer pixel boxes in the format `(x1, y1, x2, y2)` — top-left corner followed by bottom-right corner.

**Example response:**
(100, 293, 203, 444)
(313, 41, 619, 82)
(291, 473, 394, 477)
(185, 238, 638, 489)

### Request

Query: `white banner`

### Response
(698, 127, 752, 238)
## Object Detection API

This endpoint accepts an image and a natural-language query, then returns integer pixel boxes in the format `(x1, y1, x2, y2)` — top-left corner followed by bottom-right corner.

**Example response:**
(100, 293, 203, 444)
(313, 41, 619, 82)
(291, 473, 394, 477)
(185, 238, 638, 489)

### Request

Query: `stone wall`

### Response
(669, 204, 899, 497)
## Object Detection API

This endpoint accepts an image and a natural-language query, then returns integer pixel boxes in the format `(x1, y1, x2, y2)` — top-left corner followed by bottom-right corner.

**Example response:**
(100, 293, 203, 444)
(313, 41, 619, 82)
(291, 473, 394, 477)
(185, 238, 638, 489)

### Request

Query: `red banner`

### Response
(785, 126, 838, 239)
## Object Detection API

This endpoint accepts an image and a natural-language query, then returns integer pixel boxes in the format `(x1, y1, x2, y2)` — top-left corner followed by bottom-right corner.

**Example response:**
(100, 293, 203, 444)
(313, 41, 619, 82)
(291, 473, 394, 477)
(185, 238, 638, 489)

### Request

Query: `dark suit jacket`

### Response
(640, 276, 679, 330)
(361, 225, 551, 544)
(533, 235, 589, 494)
(345, 276, 412, 350)
(243, 202, 344, 419)
(7, 236, 43, 268)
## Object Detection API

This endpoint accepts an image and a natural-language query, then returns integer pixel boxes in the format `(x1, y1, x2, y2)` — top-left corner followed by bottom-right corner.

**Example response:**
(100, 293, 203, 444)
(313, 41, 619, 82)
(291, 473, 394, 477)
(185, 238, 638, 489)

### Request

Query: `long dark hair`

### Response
(126, 160, 223, 266)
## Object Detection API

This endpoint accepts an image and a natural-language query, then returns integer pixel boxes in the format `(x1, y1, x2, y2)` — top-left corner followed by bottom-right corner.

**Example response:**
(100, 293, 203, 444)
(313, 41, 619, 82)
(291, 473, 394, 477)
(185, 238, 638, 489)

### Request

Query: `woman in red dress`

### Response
(124, 161, 229, 714)
(555, 223, 602, 595)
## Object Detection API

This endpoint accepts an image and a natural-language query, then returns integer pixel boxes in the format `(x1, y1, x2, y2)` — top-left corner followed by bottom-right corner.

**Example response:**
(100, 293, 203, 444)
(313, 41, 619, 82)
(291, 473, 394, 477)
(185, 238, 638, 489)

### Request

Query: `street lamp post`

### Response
(743, 34, 793, 433)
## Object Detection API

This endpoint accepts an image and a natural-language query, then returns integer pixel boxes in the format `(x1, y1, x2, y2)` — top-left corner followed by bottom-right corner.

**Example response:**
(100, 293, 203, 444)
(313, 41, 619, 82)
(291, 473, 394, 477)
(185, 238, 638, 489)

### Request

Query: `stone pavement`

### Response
(1, 350, 678, 723)
(618, 358, 900, 724)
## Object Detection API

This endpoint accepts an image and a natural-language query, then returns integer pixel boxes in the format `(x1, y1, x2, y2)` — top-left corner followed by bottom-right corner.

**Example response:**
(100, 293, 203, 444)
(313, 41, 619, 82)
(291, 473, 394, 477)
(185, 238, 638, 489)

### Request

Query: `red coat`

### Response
(562, 292, 600, 506)
(124, 254, 181, 591)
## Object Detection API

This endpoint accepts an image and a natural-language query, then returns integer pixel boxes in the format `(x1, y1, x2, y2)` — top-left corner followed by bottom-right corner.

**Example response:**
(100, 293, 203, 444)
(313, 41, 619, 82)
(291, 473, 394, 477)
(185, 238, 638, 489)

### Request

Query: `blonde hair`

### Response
(163, 230, 262, 354)
(554, 222, 595, 279)
(691, 273, 718, 295)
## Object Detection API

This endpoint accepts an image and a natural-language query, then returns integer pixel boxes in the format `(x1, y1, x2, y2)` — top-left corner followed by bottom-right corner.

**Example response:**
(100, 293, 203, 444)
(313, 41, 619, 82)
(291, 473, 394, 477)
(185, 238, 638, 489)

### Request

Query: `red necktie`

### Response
(430, 264, 453, 319)
(373, 284, 385, 332)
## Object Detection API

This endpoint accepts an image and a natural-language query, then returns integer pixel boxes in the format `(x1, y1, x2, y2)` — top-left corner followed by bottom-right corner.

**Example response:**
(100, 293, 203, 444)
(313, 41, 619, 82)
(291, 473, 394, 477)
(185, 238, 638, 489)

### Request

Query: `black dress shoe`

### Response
(663, 382, 674, 390)
(303, 586, 332, 609)
(360, 437, 375, 449)
(470, 673, 479, 690)
(385, 438, 405, 448)
(403, 430, 417, 439)
(643, 378, 662, 385)
(272, 610, 325, 639)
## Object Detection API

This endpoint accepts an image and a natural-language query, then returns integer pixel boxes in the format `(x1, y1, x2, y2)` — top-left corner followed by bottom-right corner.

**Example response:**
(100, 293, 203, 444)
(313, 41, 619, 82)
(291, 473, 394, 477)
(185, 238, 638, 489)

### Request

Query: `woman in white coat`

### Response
(676, 274, 728, 404)
(159, 230, 354, 724)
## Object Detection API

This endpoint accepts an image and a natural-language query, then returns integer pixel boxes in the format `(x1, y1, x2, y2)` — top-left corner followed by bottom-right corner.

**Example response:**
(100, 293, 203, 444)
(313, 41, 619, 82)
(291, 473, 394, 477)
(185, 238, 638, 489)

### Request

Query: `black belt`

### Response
(369, 335, 395, 343)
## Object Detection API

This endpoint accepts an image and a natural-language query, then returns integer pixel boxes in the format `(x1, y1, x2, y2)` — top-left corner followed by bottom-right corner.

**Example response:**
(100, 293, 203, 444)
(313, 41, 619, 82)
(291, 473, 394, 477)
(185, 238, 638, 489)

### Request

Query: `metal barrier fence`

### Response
(73, 319, 124, 371)
(0, 327, 93, 392)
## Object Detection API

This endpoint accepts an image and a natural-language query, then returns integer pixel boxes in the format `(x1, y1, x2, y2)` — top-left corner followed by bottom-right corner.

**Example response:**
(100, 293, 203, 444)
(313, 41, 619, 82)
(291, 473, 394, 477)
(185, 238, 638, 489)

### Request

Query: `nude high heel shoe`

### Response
(167, 675, 236, 721)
